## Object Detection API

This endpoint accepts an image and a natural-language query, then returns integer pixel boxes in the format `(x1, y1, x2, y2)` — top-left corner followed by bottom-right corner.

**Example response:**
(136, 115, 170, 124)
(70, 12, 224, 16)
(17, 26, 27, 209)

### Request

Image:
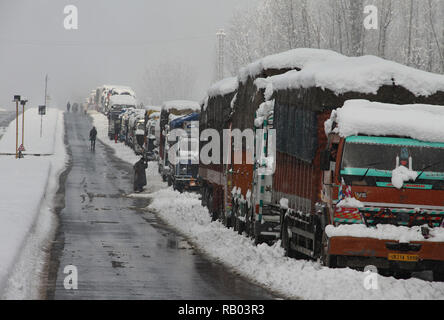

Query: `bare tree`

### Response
(143, 61, 197, 105)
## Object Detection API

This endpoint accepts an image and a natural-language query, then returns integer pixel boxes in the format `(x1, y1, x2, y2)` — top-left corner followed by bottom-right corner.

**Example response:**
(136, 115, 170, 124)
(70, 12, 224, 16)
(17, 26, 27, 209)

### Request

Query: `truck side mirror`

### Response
(320, 149, 330, 171)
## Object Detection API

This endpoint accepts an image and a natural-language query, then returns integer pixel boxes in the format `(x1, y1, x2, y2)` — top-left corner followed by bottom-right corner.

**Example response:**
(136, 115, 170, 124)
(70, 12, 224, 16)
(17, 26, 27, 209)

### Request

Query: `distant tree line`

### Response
(226, 0, 444, 74)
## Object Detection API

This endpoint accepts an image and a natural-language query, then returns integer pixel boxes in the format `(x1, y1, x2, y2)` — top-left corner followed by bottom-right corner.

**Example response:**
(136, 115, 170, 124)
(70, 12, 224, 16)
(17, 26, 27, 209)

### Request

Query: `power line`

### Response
(0, 34, 216, 48)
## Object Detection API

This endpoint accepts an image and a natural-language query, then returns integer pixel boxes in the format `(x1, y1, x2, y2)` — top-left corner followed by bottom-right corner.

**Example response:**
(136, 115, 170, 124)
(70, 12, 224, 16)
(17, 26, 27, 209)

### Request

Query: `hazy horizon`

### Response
(0, 0, 255, 110)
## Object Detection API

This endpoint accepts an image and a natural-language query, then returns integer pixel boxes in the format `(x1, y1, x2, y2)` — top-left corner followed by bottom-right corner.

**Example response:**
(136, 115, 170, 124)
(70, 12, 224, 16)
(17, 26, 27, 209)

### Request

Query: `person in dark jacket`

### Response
(89, 126, 97, 151)
(134, 157, 148, 192)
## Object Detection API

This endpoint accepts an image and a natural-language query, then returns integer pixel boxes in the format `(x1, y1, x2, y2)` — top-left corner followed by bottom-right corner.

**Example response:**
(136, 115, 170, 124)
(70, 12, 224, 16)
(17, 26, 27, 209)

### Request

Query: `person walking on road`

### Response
(67, 102, 71, 113)
(89, 126, 97, 151)
(133, 157, 148, 192)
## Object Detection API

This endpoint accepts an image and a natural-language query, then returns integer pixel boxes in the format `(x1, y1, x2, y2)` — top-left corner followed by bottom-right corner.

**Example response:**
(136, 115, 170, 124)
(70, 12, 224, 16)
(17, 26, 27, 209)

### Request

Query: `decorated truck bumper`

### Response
(327, 235, 444, 272)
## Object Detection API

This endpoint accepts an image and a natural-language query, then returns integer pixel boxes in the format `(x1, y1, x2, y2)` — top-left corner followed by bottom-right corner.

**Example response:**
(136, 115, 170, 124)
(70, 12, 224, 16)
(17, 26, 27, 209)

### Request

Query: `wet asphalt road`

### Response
(45, 112, 276, 300)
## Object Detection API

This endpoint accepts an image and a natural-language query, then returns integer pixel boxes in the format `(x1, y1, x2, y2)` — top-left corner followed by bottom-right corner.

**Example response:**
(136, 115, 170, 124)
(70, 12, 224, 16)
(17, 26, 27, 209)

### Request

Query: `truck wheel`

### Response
(201, 187, 207, 207)
(433, 270, 444, 282)
(320, 233, 337, 268)
(236, 216, 243, 235)
(233, 215, 238, 232)
(253, 221, 262, 245)
(282, 219, 292, 257)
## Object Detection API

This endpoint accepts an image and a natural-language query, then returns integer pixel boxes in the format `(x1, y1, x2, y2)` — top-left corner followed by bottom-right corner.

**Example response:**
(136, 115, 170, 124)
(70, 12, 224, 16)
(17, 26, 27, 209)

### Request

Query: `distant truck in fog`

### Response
(107, 95, 137, 140)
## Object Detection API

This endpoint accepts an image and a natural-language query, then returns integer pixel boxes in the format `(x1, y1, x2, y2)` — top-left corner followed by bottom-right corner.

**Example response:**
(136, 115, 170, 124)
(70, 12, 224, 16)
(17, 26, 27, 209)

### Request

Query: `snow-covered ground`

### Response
(0, 107, 67, 299)
(91, 109, 444, 300)
(0, 108, 60, 155)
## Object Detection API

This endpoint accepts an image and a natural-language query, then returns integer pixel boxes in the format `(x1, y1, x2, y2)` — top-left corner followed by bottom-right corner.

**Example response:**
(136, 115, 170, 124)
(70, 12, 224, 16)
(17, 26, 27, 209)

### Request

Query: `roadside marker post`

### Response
(13, 95, 20, 159)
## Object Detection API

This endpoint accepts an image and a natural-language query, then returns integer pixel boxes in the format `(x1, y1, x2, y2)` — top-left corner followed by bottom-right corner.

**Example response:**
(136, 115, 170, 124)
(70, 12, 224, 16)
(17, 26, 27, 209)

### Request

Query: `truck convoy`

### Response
(87, 49, 444, 279)
(199, 49, 444, 279)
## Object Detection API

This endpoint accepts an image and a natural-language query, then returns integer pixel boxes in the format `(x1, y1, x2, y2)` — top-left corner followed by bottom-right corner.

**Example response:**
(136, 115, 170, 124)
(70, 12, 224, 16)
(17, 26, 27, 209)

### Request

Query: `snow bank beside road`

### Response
(0, 108, 67, 299)
(147, 189, 444, 300)
(0, 107, 59, 154)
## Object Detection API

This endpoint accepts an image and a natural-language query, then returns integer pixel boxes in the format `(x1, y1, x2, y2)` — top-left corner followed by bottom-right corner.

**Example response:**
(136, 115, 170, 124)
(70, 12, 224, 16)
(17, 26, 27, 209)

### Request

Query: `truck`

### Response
(167, 113, 200, 193)
(226, 48, 344, 240)
(127, 109, 146, 154)
(108, 94, 137, 140)
(199, 77, 238, 223)
(143, 106, 162, 160)
(249, 54, 444, 279)
(159, 100, 200, 182)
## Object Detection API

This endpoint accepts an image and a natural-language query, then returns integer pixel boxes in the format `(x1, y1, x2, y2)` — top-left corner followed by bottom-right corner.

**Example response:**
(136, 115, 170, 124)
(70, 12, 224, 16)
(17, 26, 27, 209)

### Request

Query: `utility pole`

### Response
(13, 95, 20, 159)
(44, 74, 48, 107)
(216, 29, 226, 81)
(20, 99, 28, 150)
(42, 75, 48, 138)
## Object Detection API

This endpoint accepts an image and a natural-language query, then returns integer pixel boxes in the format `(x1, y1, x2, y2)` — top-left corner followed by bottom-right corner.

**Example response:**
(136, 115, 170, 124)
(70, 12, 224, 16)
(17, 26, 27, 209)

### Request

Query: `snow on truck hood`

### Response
(109, 95, 137, 106)
(326, 100, 444, 143)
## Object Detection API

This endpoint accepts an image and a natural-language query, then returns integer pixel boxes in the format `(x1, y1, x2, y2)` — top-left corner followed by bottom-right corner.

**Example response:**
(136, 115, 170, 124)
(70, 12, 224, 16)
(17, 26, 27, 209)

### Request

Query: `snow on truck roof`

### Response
(239, 48, 345, 83)
(258, 55, 444, 98)
(162, 100, 200, 111)
(207, 77, 239, 98)
(109, 95, 137, 106)
(326, 99, 444, 143)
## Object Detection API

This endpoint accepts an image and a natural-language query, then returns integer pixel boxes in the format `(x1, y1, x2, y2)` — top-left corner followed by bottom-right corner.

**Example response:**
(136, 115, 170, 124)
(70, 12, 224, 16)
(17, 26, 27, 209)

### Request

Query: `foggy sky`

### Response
(0, 0, 255, 109)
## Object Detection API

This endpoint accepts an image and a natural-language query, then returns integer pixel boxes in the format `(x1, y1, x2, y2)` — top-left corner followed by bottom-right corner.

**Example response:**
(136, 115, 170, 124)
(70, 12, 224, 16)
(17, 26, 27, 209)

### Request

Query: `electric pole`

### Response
(216, 29, 226, 81)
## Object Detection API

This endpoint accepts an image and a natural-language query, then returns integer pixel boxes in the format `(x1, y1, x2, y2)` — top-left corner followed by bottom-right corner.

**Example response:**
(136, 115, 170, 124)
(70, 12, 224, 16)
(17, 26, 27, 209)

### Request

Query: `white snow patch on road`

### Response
(145, 189, 444, 300)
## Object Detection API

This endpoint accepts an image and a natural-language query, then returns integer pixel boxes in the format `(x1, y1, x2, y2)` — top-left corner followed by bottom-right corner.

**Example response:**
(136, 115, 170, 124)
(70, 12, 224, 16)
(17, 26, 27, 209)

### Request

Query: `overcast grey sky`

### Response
(0, 0, 255, 109)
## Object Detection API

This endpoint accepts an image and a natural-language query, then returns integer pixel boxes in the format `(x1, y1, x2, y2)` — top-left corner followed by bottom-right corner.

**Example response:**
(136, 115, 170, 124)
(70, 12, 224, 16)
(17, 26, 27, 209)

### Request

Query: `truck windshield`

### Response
(178, 164, 199, 177)
(340, 136, 444, 189)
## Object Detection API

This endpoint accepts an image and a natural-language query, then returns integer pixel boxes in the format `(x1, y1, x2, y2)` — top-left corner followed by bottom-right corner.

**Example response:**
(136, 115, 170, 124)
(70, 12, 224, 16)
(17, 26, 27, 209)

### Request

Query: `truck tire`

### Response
(320, 233, 337, 268)
(201, 186, 207, 207)
(434, 270, 444, 282)
(281, 219, 292, 257)
(235, 216, 243, 235)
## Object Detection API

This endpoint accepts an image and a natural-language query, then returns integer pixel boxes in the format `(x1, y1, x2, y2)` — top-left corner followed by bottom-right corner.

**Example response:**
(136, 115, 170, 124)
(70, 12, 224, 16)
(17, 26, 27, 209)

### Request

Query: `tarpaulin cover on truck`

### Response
(170, 113, 200, 129)
(274, 102, 318, 163)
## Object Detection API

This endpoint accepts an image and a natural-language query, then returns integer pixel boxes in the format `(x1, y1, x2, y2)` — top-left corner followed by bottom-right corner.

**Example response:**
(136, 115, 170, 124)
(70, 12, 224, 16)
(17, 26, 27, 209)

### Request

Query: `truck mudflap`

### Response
(328, 236, 444, 271)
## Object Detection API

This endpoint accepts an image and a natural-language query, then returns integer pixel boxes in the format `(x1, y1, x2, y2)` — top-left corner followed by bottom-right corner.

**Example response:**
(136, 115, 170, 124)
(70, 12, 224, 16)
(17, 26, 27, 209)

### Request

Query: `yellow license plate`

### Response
(388, 253, 419, 262)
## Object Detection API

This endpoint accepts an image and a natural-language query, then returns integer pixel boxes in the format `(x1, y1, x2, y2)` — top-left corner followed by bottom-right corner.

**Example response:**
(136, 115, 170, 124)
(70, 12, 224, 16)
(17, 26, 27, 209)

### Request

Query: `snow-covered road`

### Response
(46, 111, 276, 299)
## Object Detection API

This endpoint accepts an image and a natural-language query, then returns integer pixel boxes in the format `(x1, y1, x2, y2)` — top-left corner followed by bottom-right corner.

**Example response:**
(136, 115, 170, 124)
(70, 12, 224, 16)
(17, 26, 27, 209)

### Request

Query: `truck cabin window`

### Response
(340, 136, 444, 189)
